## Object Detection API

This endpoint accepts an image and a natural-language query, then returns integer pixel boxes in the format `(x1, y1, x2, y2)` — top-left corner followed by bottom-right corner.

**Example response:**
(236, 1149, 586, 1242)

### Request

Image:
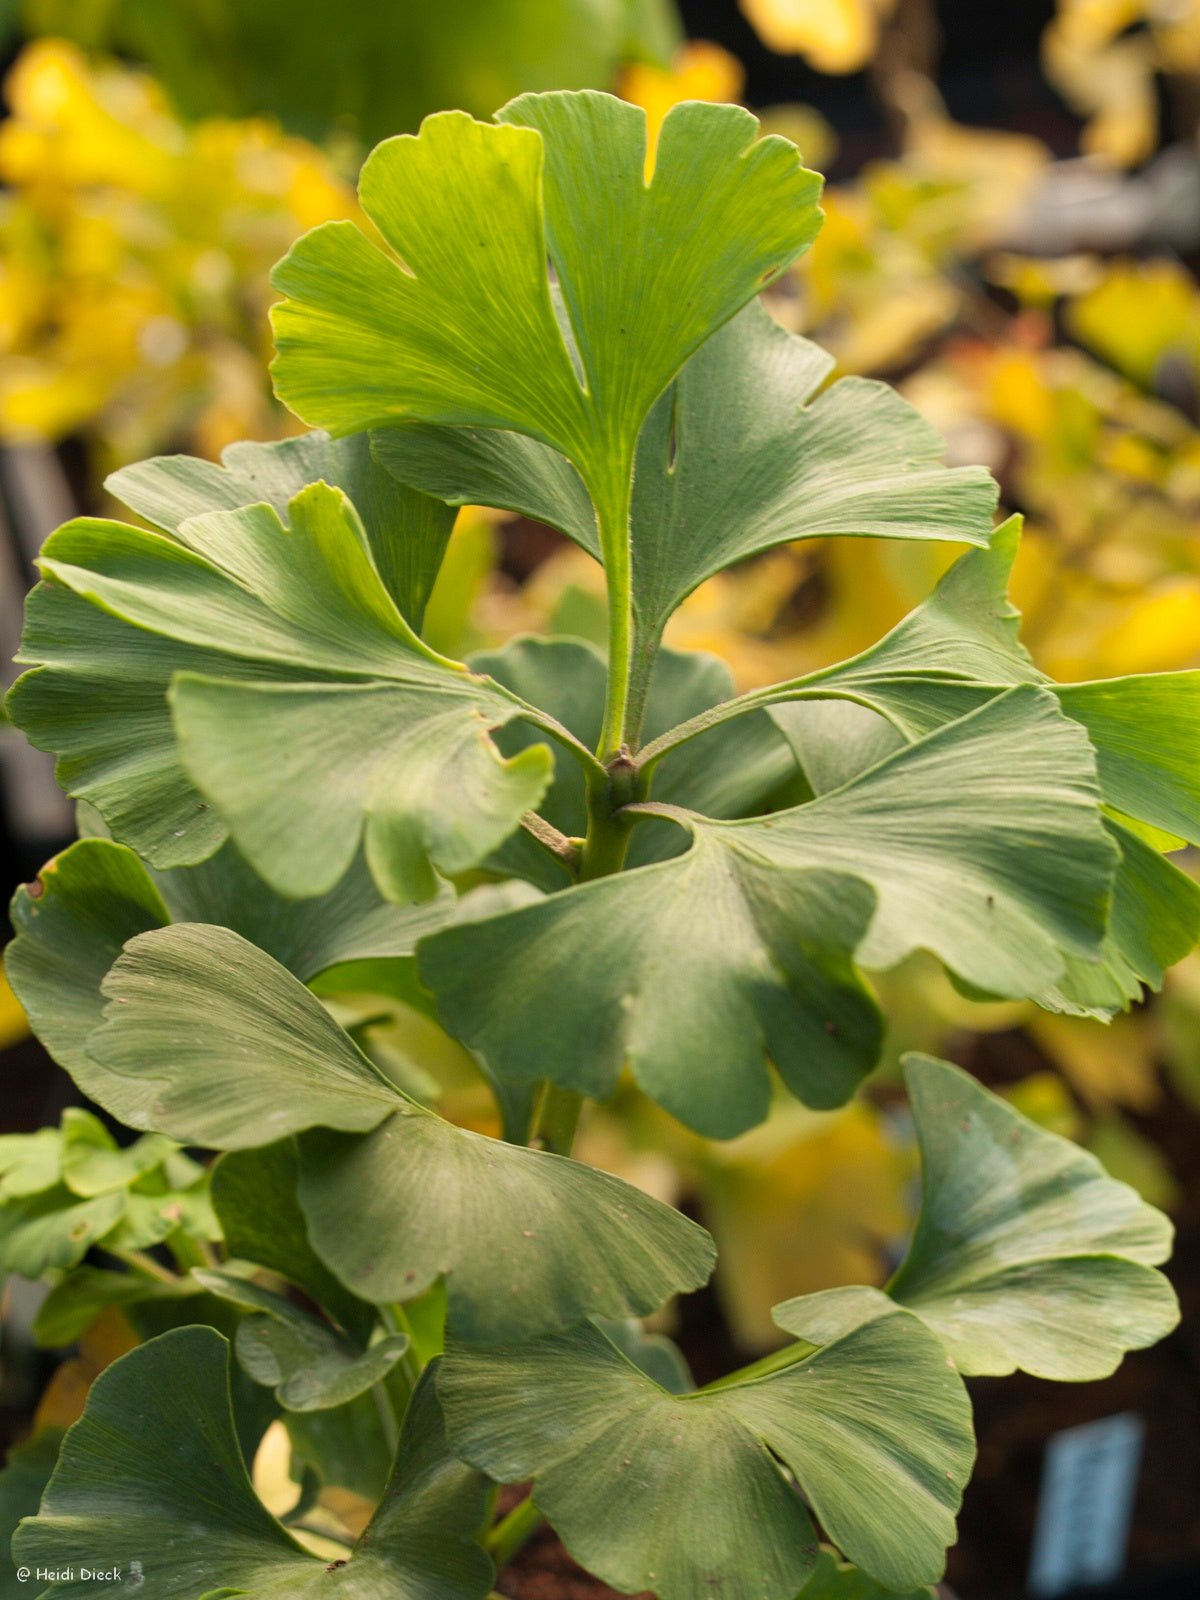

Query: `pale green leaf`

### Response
(888, 1055, 1180, 1378)
(439, 1289, 974, 1597)
(8, 483, 551, 898)
(13, 1330, 494, 1600)
(272, 93, 821, 521)
(0, 1186, 124, 1278)
(0, 1126, 63, 1199)
(108, 429, 456, 629)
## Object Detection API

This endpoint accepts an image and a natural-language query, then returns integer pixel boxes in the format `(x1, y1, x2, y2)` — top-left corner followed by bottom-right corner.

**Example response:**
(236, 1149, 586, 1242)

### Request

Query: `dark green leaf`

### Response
(79, 925, 715, 1337)
(422, 687, 1114, 1136)
(14, 1330, 494, 1599)
(212, 1142, 371, 1343)
(193, 1270, 408, 1412)
(440, 1290, 974, 1597)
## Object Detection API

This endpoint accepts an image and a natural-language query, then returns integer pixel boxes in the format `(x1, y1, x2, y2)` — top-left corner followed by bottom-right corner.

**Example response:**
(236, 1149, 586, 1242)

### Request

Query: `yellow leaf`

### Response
(741, 0, 895, 73)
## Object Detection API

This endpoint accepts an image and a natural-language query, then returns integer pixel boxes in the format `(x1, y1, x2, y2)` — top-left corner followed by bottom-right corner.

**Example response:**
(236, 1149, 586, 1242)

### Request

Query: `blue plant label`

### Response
(1028, 1411, 1145, 1597)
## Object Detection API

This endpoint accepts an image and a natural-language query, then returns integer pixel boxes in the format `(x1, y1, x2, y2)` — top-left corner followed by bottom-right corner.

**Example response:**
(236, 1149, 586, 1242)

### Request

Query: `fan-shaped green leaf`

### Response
(295, 1111, 715, 1341)
(13, 1330, 494, 1600)
(377, 302, 997, 685)
(773, 522, 1200, 846)
(80, 924, 714, 1337)
(422, 687, 1114, 1137)
(8, 482, 552, 898)
(439, 1289, 974, 1598)
(763, 527, 1200, 1011)
(6, 837, 448, 1123)
(888, 1055, 1180, 1378)
(272, 95, 821, 513)
(108, 428, 456, 628)
(425, 838, 879, 1139)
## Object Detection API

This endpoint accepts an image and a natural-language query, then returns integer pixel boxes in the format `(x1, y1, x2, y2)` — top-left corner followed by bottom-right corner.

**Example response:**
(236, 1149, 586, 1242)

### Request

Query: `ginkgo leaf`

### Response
(1039, 818, 1200, 1018)
(13, 1330, 495, 1600)
(8, 481, 555, 898)
(426, 840, 879, 1139)
(439, 1289, 974, 1598)
(887, 1055, 1180, 1379)
(212, 1141, 372, 1345)
(771, 521, 1200, 846)
(86, 924, 400, 1145)
(376, 302, 997, 690)
(108, 428, 457, 628)
(272, 94, 821, 528)
(80, 924, 714, 1338)
(759, 525, 1200, 1011)
(193, 1269, 409, 1412)
(421, 687, 1115, 1137)
(6, 836, 450, 1119)
(295, 1109, 716, 1342)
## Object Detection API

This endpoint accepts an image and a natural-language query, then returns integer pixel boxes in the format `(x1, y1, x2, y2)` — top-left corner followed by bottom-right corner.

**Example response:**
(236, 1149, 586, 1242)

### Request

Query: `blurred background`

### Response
(0, 3, 1198, 1597)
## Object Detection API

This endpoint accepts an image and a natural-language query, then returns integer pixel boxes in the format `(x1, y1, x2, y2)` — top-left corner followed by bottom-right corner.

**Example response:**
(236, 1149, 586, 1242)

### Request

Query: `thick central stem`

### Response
(592, 451, 636, 762)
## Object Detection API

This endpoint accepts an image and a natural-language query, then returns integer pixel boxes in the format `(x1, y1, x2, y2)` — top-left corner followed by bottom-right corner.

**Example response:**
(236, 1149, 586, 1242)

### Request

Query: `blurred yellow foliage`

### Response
(1044, 0, 1200, 164)
(0, 39, 354, 466)
(740, 0, 896, 73)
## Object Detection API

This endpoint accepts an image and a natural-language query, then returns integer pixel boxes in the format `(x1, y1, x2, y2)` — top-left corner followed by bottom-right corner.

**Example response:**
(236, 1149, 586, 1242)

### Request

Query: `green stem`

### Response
(531, 1082, 584, 1156)
(380, 1303, 423, 1392)
(371, 1378, 399, 1458)
(693, 1337, 819, 1397)
(592, 457, 636, 762)
(634, 678, 920, 774)
(485, 1494, 545, 1568)
(106, 1247, 182, 1287)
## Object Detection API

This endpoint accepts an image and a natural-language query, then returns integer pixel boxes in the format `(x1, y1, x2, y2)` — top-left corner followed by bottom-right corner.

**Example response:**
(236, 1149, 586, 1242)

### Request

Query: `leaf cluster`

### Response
(2, 90, 1194, 1600)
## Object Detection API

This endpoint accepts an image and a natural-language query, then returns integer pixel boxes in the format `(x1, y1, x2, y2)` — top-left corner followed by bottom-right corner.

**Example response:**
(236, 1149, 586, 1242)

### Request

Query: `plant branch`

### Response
(520, 811, 581, 874)
(632, 671, 972, 774)
(105, 1246, 183, 1287)
(485, 1494, 545, 1569)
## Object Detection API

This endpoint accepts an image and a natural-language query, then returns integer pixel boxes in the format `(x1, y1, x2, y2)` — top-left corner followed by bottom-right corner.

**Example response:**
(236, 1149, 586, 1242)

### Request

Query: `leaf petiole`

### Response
(485, 1494, 545, 1569)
